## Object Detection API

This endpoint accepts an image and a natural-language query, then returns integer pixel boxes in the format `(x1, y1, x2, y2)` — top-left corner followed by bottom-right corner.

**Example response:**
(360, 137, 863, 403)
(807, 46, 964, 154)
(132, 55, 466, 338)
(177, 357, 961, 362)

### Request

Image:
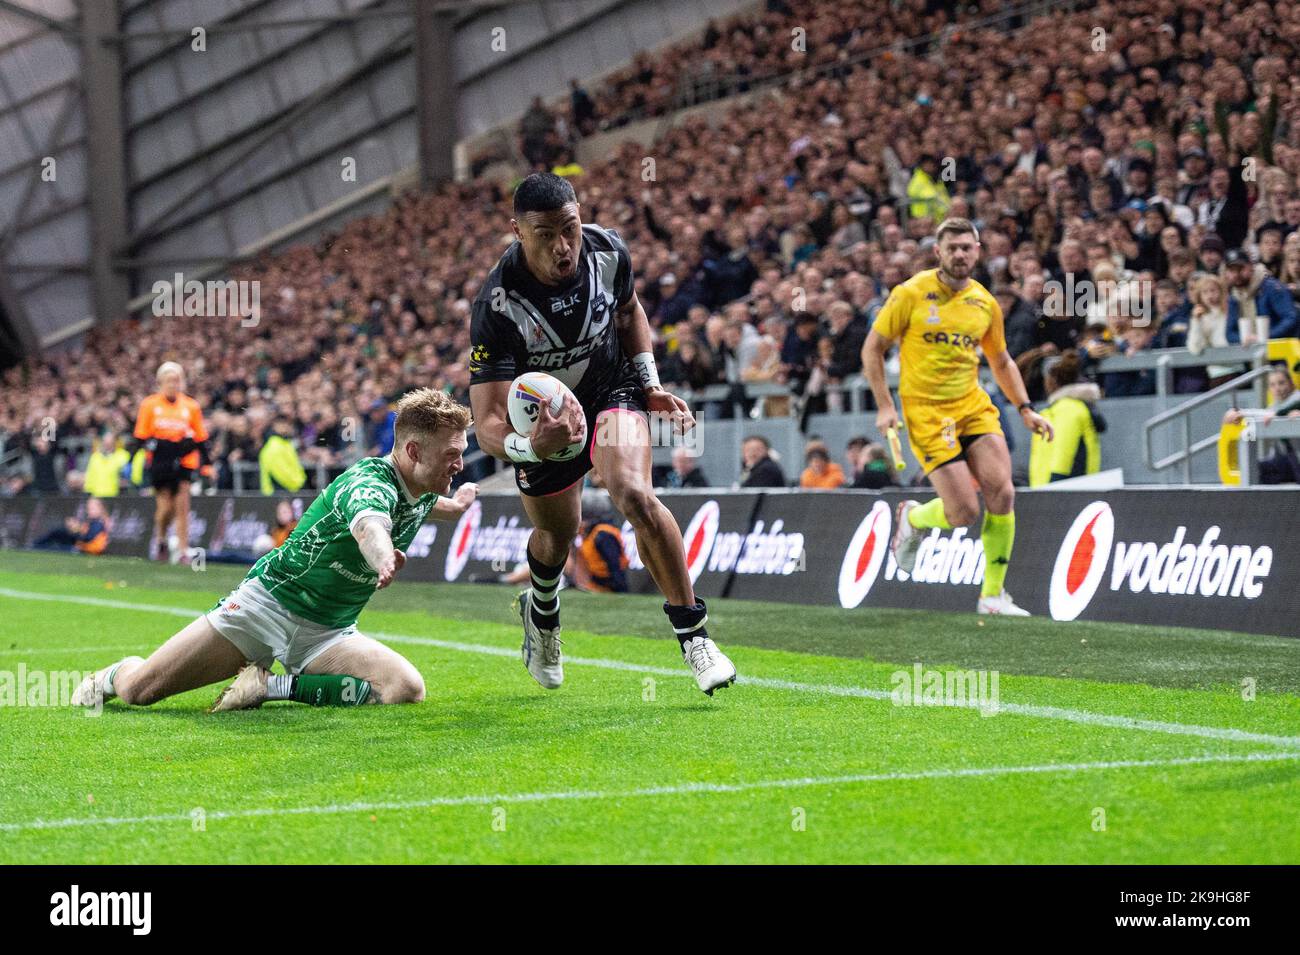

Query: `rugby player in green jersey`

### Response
(72, 389, 476, 711)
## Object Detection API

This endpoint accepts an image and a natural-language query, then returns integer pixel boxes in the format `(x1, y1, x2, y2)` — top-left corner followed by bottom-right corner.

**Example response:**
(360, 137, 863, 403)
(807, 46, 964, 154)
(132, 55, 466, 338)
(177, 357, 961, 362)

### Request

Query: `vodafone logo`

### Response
(1049, 501, 1115, 620)
(680, 501, 719, 584)
(443, 499, 481, 582)
(837, 502, 892, 608)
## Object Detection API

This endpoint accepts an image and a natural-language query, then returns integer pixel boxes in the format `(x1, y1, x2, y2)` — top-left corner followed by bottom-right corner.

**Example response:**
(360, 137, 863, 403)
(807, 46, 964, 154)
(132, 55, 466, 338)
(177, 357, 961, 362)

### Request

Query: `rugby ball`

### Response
(508, 372, 586, 461)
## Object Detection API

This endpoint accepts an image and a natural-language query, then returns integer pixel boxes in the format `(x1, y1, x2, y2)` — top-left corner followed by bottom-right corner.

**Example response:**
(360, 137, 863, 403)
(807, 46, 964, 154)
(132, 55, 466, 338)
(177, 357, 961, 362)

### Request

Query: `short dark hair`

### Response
(743, 435, 770, 450)
(936, 217, 979, 243)
(513, 173, 577, 215)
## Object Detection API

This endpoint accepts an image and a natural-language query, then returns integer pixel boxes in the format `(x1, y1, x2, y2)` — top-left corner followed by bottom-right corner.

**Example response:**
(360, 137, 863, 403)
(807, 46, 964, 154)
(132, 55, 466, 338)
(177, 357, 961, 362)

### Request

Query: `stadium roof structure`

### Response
(0, 0, 729, 361)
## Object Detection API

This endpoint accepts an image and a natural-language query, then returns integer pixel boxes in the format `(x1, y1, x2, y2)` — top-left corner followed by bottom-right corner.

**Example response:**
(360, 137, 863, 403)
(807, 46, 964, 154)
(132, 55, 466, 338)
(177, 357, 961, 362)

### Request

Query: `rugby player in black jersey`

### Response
(468, 173, 736, 695)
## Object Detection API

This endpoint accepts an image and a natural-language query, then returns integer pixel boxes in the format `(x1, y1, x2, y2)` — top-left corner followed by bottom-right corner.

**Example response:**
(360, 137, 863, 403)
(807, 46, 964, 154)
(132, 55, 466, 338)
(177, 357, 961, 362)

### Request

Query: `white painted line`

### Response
(3, 587, 1298, 749)
(0, 646, 144, 656)
(2, 751, 1296, 833)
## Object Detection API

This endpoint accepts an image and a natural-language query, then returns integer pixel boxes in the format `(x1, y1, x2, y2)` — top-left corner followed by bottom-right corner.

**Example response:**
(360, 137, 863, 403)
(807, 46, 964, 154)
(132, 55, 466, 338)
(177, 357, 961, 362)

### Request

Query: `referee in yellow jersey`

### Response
(862, 218, 1054, 615)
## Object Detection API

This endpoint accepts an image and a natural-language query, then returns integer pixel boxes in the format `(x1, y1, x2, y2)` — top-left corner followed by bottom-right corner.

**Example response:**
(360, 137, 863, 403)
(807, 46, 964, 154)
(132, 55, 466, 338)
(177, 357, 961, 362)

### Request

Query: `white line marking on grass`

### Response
(3, 587, 1298, 750)
(2, 751, 1297, 833)
(0, 646, 143, 656)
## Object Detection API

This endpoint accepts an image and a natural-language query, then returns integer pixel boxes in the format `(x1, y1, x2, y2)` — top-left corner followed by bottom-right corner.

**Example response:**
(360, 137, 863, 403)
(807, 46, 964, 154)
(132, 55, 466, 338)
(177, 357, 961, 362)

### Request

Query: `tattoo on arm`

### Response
(352, 515, 395, 574)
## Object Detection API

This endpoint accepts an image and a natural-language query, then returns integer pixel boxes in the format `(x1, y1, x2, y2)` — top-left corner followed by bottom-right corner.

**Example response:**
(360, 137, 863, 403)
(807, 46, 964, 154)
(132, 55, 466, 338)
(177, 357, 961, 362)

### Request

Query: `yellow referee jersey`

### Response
(872, 269, 1007, 401)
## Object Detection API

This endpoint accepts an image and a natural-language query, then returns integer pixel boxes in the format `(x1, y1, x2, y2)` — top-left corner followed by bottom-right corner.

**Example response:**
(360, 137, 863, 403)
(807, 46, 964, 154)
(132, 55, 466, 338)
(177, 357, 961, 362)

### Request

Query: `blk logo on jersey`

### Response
(550, 291, 580, 313)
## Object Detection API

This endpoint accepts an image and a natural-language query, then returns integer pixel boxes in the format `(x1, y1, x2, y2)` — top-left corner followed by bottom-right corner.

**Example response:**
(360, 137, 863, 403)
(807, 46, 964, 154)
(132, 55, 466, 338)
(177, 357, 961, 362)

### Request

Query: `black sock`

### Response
(528, 547, 564, 630)
(664, 598, 708, 649)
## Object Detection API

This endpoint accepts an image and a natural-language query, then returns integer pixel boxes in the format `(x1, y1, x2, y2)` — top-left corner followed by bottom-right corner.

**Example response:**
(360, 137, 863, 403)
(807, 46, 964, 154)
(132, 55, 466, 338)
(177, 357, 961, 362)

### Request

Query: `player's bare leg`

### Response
(173, 481, 193, 564)
(305, 635, 423, 703)
(516, 482, 580, 688)
(592, 409, 735, 694)
(72, 616, 247, 708)
(965, 434, 1027, 615)
(892, 458, 979, 575)
(152, 486, 175, 560)
(591, 410, 691, 603)
(213, 634, 424, 710)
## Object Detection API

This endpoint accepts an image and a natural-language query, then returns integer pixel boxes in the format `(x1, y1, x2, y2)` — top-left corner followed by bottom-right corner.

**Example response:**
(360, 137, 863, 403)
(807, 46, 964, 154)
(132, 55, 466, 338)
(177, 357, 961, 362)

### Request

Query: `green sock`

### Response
(909, 496, 952, 530)
(980, 511, 1015, 598)
(291, 674, 372, 706)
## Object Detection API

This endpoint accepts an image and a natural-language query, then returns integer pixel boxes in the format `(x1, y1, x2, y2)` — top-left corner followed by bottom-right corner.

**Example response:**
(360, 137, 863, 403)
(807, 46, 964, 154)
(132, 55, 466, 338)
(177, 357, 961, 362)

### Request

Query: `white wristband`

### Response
(632, 351, 661, 390)
(505, 432, 541, 464)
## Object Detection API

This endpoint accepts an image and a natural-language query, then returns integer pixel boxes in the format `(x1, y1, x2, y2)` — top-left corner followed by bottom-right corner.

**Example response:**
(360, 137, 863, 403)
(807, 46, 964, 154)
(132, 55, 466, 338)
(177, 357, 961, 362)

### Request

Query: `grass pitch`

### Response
(0, 551, 1297, 864)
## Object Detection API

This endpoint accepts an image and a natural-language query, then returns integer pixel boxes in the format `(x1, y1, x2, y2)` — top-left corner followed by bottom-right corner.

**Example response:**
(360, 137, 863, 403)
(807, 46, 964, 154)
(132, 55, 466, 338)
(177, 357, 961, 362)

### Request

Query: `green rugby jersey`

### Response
(246, 456, 438, 628)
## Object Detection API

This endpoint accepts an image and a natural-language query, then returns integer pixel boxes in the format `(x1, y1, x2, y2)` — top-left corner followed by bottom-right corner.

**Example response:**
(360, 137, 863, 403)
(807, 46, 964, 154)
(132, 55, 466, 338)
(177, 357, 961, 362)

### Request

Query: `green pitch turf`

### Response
(0, 551, 1297, 864)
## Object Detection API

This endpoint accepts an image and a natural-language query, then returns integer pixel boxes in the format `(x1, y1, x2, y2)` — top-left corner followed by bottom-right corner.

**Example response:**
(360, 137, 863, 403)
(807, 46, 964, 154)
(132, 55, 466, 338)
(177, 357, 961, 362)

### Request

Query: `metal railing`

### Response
(1143, 354, 1272, 483)
(1237, 416, 1300, 486)
(1095, 344, 1268, 400)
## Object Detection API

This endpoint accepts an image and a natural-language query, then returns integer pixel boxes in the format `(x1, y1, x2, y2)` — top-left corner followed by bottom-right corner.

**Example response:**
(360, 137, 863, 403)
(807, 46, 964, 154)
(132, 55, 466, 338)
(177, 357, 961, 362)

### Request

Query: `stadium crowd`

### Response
(5, 0, 1300, 493)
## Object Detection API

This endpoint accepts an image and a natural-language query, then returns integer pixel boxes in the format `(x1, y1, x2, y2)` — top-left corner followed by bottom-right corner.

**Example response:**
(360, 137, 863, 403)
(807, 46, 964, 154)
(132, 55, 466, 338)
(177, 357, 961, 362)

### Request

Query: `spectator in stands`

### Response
(780, 312, 821, 394)
(906, 154, 949, 223)
(799, 444, 845, 490)
(660, 337, 718, 392)
(702, 226, 759, 308)
(844, 435, 868, 482)
(1223, 365, 1300, 485)
(739, 435, 785, 488)
(1225, 248, 1298, 343)
(1256, 224, 1286, 277)
(1154, 280, 1190, 348)
(665, 447, 709, 489)
(824, 299, 867, 383)
(366, 399, 396, 457)
(1198, 233, 1227, 274)
(84, 431, 130, 498)
(1280, 233, 1300, 307)
(34, 498, 109, 555)
(268, 500, 299, 550)
(28, 435, 62, 495)
(8, 0, 1300, 478)
(1177, 148, 1210, 208)
(997, 279, 1042, 360)
(828, 203, 866, 251)
(851, 442, 897, 489)
(519, 96, 557, 168)
(1028, 352, 1103, 486)
(653, 273, 694, 326)
(573, 515, 629, 594)
(1100, 314, 1162, 398)
(569, 79, 597, 136)
(1186, 272, 1236, 386)
(259, 416, 307, 495)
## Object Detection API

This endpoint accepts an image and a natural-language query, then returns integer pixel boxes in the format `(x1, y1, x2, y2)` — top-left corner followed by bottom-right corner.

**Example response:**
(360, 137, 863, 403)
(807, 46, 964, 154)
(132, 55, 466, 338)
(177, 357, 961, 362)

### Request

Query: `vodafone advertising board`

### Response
(1, 488, 1295, 637)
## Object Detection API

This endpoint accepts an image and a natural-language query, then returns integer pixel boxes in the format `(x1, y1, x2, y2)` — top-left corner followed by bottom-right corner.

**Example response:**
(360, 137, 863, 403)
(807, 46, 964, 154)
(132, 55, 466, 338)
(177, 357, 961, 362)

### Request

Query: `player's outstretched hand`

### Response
(377, 548, 406, 590)
(875, 405, 900, 436)
(1021, 408, 1055, 441)
(646, 387, 695, 434)
(532, 392, 586, 459)
(452, 482, 478, 511)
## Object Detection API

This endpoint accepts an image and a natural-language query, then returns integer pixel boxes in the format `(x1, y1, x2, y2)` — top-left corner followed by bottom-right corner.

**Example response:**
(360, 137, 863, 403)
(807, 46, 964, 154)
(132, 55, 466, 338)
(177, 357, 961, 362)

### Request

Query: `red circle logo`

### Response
(1049, 501, 1114, 620)
(838, 501, 892, 608)
(681, 501, 719, 584)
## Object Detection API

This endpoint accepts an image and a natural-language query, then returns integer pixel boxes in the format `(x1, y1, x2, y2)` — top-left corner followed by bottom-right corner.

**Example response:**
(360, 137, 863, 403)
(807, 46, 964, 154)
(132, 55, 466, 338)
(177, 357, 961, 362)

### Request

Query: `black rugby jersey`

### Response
(468, 223, 638, 405)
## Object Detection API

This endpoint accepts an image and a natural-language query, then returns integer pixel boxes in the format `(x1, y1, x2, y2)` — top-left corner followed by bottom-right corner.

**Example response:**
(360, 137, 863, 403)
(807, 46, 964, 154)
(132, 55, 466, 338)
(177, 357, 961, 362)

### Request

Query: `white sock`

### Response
(103, 661, 125, 697)
(267, 674, 293, 701)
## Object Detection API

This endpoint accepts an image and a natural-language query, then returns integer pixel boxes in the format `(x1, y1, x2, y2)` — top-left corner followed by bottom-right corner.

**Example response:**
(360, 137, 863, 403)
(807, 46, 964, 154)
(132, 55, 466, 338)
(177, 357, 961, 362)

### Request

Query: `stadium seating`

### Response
(4, 0, 1300, 493)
